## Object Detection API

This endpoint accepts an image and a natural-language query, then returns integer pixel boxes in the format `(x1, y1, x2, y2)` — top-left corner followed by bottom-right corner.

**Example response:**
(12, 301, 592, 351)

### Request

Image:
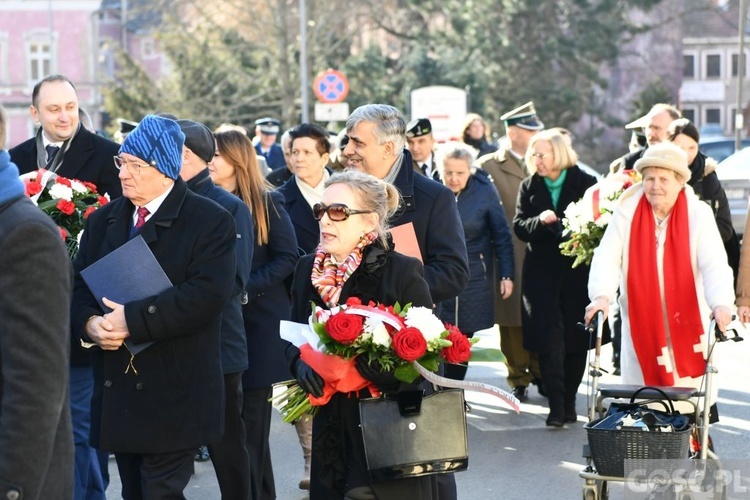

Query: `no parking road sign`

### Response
(314, 69, 349, 103)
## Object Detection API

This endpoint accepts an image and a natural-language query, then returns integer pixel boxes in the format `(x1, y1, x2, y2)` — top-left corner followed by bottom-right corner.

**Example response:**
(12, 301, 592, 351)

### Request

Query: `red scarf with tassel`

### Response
(626, 191, 706, 385)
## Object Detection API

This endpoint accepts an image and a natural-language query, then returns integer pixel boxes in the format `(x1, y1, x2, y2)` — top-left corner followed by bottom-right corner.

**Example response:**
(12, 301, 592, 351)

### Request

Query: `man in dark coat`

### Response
(177, 118, 254, 499)
(609, 103, 681, 173)
(71, 115, 236, 498)
(9, 75, 122, 198)
(344, 104, 469, 307)
(10, 74, 120, 500)
(0, 104, 74, 500)
(343, 103, 469, 500)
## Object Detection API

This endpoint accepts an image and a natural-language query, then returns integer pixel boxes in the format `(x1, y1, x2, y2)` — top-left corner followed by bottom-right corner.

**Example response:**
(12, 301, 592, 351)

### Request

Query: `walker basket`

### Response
(584, 419, 691, 477)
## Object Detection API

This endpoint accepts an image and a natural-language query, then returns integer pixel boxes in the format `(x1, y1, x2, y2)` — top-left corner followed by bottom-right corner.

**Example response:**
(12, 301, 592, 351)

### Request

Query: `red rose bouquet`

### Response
(273, 299, 481, 423)
(20, 169, 108, 258)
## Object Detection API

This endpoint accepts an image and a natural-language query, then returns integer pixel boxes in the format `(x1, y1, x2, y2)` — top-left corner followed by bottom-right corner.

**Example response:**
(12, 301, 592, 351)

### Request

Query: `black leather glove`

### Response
(355, 355, 400, 393)
(293, 358, 324, 398)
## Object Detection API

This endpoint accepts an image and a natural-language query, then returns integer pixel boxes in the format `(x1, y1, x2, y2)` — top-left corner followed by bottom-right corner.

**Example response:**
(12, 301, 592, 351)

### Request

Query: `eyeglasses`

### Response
(113, 155, 156, 175)
(312, 203, 373, 221)
(530, 152, 550, 160)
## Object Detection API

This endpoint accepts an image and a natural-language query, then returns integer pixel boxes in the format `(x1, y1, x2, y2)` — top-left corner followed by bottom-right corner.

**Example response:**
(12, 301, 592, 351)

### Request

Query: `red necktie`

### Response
(135, 207, 149, 229)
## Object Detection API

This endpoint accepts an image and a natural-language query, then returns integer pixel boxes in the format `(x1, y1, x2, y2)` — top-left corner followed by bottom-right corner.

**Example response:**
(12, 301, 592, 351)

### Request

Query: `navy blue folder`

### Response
(80, 235, 172, 355)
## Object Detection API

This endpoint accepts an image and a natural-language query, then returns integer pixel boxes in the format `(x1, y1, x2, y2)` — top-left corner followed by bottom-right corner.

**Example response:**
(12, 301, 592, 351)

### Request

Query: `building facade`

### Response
(0, 0, 163, 149)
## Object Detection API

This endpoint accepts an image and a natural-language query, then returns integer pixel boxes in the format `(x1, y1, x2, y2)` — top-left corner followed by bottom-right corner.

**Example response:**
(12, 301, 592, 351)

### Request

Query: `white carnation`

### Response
(364, 318, 391, 347)
(404, 306, 445, 341)
(71, 180, 87, 193)
(49, 183, 73, 201)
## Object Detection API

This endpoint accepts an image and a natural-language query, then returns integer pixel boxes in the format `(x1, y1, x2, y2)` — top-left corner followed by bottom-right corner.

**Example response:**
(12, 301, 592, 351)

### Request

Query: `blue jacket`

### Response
(241, 191, 298, 389)
(187, 169, 254, 374)
(391, 149, 470, 305)
(439, 172, 514, 333)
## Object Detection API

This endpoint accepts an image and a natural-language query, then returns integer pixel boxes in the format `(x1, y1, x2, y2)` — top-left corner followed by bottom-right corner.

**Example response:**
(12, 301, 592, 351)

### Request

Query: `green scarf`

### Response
(543, 169, 567, 209)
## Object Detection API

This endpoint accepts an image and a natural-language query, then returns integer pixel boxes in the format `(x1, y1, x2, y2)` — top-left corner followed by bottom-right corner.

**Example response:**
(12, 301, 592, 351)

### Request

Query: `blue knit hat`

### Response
(119, 115, 185, 179)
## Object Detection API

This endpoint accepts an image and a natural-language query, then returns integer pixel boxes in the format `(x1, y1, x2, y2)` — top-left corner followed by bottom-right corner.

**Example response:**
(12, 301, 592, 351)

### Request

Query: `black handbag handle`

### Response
(629, 386, 676, 414)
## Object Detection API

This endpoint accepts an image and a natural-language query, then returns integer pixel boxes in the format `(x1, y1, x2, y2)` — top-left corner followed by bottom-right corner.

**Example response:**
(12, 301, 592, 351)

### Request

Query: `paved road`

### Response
(105, 326, 750, 499)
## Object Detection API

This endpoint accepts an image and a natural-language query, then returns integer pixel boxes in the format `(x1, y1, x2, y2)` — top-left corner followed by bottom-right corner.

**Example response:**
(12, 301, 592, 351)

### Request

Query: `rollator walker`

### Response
(579, 311, 744, 500)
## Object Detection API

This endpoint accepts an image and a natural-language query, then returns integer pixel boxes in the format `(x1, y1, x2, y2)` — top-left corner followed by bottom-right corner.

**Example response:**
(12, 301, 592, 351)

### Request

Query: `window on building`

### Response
(141, 38, 155, 59)
(682, 108, 696, 123)
(684, 54, 695, 78)
(706, 54, 721, 78)
(706, 108, 721, 124)
(732, 53, 747, 77)
(28, 41, 51, 82)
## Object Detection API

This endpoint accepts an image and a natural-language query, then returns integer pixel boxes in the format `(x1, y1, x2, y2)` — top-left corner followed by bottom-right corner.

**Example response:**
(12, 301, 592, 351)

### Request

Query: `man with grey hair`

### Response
(344, 104, 469, 499)
(610, 103, 682, 173)
(344, 103, 469, 307)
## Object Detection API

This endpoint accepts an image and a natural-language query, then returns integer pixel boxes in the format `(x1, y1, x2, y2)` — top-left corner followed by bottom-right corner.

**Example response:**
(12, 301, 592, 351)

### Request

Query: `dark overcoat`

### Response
(277, 176, 320, 254)
(10, 126, 122, 199)
(187, 169, 253, 374)
(513, 166, 598, 354)
(71, 179, 236, 454)
(391, 149, 469, 305)
(439, 172, 514, 333)
(0, 189, 74, 499)
(241, 191, 298, 389)
(286, 244, 437, 500)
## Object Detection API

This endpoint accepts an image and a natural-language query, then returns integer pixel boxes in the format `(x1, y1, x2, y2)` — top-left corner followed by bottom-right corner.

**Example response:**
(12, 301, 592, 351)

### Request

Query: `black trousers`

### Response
(115, 448, 194, 500)
(241, 386, 276, 500)
(537, 311, 588, 420)
(208, 371, 251, 500)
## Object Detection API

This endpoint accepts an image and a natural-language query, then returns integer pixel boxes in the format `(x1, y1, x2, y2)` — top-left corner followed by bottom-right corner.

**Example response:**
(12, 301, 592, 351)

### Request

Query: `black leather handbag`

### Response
(358, 389, 468, 481)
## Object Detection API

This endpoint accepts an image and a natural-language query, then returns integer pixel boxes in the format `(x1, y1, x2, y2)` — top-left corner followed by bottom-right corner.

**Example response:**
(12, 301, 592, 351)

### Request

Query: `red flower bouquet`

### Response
(273, 300, 480, 423)
(20, 169, 108, 258)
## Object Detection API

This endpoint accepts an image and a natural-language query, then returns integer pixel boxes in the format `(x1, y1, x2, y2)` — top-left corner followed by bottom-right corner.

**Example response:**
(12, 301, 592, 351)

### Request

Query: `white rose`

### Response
(404, 306, 445, 342)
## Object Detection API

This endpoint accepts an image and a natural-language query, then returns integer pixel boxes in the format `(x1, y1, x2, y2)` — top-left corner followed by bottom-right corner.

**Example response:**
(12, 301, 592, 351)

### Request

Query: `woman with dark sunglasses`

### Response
(285, 169, 439, 500)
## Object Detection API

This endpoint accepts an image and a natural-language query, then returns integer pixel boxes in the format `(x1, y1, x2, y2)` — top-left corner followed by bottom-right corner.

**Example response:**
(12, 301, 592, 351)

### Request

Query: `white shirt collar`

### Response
(132, 183, 175, 226)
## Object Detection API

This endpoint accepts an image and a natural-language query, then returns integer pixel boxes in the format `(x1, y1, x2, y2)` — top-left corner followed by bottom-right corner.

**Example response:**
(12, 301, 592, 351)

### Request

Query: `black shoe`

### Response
(511, 386, 528, 402)
(613, 367, 621, 376)
(194, 445, 210, 462)
(532, 378, 548, 398)
(546, 414, 565, 427)
(564, 413, 578, 424)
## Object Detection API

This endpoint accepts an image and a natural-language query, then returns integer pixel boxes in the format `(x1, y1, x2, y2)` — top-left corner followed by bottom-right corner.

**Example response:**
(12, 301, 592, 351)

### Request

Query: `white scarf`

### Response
(295, 169, 330, 208)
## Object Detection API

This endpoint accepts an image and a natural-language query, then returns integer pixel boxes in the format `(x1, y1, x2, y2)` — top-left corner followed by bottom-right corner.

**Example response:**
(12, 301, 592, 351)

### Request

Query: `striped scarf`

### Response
(311, 231, 378, 307)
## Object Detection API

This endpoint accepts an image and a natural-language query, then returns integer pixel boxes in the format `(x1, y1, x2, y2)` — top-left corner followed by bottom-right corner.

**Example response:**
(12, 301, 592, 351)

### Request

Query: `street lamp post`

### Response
(299, 0, 309, 123)
(736, 0, 747, 151)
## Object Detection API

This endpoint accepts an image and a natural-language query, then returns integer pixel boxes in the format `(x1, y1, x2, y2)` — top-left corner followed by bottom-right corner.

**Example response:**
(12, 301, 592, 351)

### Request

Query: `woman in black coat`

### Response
(212, 130, 299, 499)
(667, 118, 740, 282)
(436, 142, 514, 380)
(513, 129, 598, 427)
(287, 170, 438, 500)
(277, 123, 333, 255)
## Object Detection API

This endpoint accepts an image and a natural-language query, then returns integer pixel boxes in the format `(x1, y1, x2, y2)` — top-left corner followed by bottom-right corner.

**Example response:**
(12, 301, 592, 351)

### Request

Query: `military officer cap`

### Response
(624, 113, 649, 130)
(255, 117, 281, 135)
(406, 117, 432, 138)
(117, 118, 139, 135)
(500, 102, 544, 131)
